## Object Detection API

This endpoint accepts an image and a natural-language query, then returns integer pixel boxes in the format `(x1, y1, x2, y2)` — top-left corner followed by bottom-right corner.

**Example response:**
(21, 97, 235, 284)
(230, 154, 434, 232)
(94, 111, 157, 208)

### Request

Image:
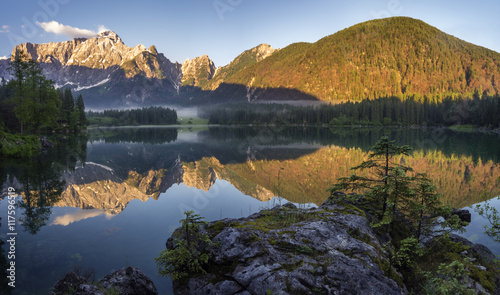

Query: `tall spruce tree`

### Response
(7, 50, 60, 135)
(61, 87, 74, 125)
(75, 94, 86, 127)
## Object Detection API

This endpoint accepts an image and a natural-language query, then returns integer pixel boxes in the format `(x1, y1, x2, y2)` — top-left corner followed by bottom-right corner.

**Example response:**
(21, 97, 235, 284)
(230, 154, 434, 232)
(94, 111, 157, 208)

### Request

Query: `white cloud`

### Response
(97, 25, 110, 34)
(36, 21, 104, 38)
(0, 56, 8, 60)
(0, 25, 9, 33)
(51, 209, 112, 226)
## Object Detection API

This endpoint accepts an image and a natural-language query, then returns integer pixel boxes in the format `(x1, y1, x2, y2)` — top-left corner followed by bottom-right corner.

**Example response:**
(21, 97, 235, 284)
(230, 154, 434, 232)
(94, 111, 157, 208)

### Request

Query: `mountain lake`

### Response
(1, 126, 499, 294)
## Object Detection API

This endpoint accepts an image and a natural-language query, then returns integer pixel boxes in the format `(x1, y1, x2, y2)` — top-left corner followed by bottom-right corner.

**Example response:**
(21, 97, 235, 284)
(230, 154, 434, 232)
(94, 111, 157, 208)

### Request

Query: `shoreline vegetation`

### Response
(202, 96, 499, 131)
(86, 106, 177, 127)
(0, 51, 87, 158)
(87, 118, 499, 134)
(84, 93, 499, 133)
(86, 118, 499, 129)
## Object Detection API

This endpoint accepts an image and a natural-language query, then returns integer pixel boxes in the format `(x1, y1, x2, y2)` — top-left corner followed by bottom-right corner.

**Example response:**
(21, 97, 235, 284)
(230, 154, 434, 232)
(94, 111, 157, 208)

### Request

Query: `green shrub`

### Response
(426, 259, 476, 295)
(0, 131, 39, 157)
(155, 211, 213, 281)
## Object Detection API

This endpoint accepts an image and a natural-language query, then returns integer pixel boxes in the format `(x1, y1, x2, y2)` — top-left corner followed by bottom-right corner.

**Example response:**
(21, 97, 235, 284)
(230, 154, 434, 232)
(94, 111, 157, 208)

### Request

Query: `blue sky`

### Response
(1, 0, 499, 66)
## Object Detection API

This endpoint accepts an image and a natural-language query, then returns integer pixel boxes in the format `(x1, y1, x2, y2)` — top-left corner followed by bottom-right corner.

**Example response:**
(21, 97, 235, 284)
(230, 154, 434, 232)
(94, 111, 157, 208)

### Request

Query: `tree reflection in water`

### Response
(17, 156, 65, 234)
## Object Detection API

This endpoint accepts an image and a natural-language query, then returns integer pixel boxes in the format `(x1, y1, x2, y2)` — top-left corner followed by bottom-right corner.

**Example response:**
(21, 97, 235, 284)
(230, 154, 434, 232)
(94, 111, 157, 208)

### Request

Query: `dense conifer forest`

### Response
(86, 106, 178, 126)
(206, 94, 500, 128)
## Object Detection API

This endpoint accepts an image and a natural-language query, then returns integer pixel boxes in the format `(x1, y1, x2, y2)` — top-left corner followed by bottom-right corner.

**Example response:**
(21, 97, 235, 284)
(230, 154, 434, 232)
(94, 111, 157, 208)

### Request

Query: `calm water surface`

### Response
(0, 127, 499, 294)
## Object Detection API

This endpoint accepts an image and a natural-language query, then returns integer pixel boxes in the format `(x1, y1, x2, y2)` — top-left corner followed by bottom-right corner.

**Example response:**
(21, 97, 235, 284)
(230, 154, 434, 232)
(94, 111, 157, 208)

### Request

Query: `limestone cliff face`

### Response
(6, 31, 182, 107)
(206, 43, 276, 91)
(12, 38, 85, 66)
(220, 43, 276, 74)
(180, 54, 216, 87)
(11, 31, 168, 72)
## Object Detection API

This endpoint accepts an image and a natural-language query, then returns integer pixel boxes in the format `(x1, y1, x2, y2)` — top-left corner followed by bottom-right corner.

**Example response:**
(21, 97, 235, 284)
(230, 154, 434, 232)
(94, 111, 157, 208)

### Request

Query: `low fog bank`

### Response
(86, 104, 202, 117)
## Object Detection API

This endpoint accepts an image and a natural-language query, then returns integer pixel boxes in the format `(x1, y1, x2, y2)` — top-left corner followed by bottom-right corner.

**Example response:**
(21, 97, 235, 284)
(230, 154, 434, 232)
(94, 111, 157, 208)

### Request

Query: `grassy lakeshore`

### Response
(177, 116, 209, 126)
(87, 116, 210, 129)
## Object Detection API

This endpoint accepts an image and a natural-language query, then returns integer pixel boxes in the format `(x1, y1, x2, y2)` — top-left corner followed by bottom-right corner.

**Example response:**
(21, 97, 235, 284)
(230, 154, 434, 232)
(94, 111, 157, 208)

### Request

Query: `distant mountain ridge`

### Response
(0, 30, 276, 107)
(1, 17, 499, 107)
(4, 31, 185, 107)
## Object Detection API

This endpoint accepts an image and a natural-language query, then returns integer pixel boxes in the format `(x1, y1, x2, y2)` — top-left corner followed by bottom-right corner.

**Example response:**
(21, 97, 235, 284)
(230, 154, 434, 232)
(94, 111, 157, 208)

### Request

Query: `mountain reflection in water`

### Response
(53, 127, 500, 214)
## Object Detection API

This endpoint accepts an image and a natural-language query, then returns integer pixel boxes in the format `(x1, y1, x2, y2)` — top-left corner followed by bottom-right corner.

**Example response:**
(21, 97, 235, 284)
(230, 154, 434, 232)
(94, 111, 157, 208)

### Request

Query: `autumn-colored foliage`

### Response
(199, 146, 500, 209)
(225, 17, 500, 102)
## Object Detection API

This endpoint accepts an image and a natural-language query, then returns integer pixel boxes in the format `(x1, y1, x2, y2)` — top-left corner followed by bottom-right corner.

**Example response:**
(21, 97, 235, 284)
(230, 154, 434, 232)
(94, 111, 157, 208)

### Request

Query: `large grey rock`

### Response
(53, 266, 158, 295)
(53, 272, 86, 295)
(99, 266, 158, 295)
(172, 196, 407, 295)
(451, 208, 472, 223)
(448, 234, 496, 263)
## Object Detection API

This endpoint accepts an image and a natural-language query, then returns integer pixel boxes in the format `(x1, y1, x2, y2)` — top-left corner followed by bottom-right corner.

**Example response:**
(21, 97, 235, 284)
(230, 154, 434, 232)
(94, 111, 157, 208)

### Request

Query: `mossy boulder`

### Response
(168, 194, 500, 294)
(171, 195, 407, 295)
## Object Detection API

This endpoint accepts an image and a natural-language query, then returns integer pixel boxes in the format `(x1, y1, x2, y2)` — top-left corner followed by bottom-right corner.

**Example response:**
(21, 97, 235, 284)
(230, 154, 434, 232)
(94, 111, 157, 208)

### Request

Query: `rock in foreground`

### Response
(53, 266, 158, 295)
(169, 197, 407, 295)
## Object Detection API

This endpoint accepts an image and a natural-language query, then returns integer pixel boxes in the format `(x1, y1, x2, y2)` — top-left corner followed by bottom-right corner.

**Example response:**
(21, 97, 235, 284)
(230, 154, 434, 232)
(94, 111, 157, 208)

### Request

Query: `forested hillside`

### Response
(224, 17, 500, 102)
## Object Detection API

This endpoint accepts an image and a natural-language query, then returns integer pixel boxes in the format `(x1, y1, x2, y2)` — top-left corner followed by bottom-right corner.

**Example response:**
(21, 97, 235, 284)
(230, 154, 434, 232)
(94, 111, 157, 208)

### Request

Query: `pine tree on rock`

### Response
(329, 136, 412, 221)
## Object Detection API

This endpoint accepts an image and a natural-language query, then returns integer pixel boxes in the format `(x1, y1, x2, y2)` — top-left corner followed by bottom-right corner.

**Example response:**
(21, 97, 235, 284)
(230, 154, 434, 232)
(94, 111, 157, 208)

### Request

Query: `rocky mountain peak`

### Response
(198, 43, 278, 91)
(181, 54, 216, 85)
(252, 43, 276, 61)
(1, 30, 182, 106)
(148, 45, 158, 55)
(97, 30, 121, 43)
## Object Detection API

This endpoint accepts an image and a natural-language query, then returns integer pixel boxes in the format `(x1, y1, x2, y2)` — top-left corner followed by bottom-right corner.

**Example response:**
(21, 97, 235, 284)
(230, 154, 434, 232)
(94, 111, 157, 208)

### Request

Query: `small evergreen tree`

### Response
(155, 211, 212, 281)
(384, 166, 414, 229)
(329, 136, 470, 293)
(328, 136, 412, 221)
(426, 259, 476, 295)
